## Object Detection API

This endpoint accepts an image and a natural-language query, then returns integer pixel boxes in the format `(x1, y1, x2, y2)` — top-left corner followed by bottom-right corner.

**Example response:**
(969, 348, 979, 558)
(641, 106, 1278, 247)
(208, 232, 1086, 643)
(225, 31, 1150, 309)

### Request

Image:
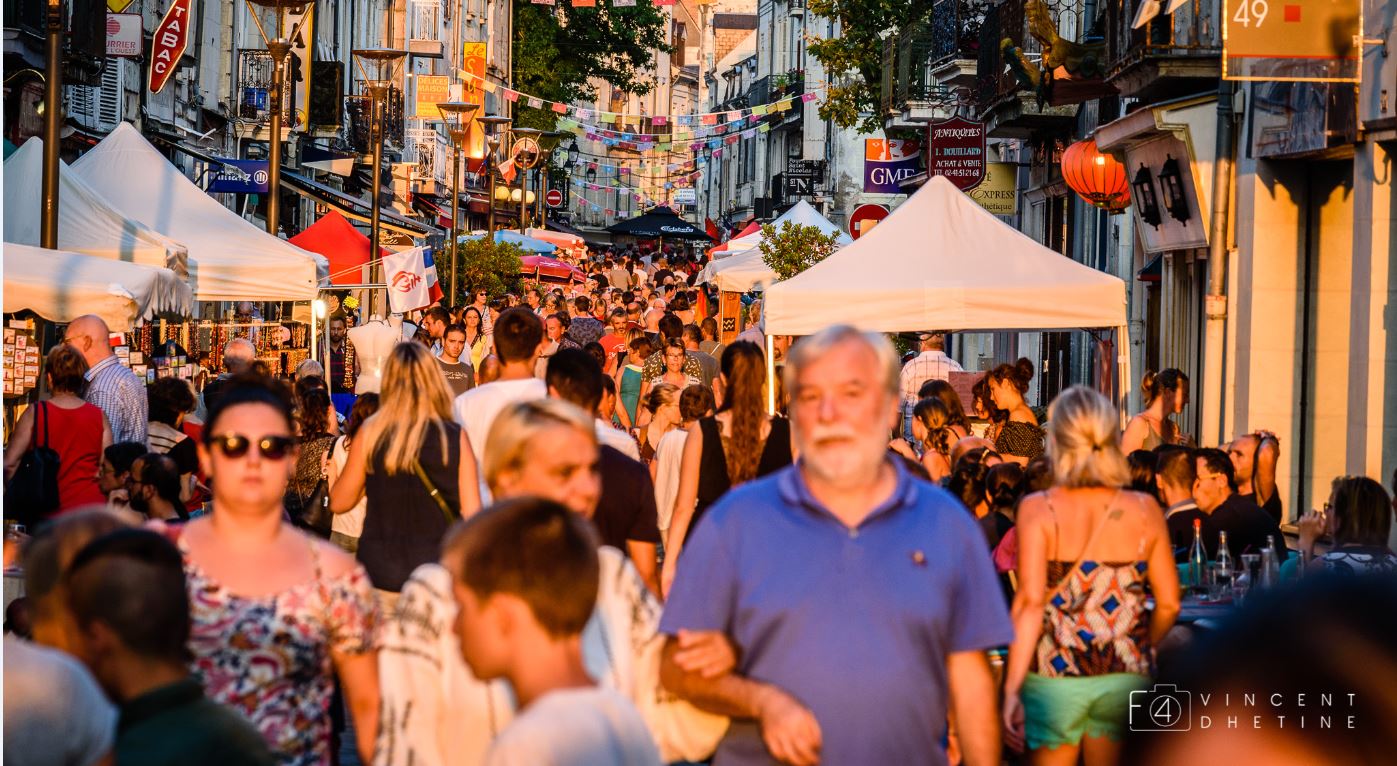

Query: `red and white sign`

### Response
(148, 0, 191, 94)
(848, 204, 889, 240)
(106, 13, 141, 58)
(383, 247, 432, 314)
(546, 189, 564, 208)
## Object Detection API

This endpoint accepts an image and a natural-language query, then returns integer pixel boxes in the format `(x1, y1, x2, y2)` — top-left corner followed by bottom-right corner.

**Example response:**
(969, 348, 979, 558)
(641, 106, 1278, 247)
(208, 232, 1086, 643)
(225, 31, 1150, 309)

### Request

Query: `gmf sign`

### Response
(148, 0, 191, 94)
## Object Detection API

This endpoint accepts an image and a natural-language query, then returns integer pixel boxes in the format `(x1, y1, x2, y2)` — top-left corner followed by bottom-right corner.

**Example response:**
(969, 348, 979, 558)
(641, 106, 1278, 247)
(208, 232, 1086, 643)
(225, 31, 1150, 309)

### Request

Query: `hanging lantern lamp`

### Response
(1061, 138, 1131, 213)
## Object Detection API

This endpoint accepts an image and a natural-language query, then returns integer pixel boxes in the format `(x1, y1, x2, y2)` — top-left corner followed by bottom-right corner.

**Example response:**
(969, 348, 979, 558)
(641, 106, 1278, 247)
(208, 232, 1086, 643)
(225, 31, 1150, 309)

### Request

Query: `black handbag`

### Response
(7, 403, 62, 525)
(285, 436, 334, 538)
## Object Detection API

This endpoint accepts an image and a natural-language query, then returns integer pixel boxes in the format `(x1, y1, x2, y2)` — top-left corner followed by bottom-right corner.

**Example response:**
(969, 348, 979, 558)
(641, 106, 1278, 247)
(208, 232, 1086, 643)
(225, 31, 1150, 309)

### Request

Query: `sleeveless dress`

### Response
(995, 420, 1046, 461)
(181, 535, 378, 765)
(687, 415, 793, 543)
(358, 420, 462, 592)
(42, 402, 107, 512)
(618, 365, 643, 425)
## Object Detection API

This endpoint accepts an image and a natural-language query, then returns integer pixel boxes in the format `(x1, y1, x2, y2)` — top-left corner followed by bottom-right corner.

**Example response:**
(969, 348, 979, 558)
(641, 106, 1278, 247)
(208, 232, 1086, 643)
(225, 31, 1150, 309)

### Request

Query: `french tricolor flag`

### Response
(423, 248, 445, 304)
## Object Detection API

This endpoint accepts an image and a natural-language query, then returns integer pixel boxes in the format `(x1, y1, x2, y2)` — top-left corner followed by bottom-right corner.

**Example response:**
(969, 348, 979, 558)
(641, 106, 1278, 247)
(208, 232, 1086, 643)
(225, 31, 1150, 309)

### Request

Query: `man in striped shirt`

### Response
(898, 332, 963, 440)
(64, 315, 148, 444)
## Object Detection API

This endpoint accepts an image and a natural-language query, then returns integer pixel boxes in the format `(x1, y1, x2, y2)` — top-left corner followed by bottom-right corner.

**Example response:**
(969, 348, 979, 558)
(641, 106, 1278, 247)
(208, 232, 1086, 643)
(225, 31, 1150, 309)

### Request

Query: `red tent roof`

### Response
(288, 210, 386, 286)
(520, 255, 584, 283)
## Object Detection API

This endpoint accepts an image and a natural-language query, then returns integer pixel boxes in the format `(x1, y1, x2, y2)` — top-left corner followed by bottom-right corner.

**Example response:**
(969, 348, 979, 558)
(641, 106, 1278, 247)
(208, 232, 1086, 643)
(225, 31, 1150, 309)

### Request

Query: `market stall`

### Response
(3, 244, 192, 333)
(4, 138, 189, 277)
(763, 176, 1129, 411)
(706, 221, 761, 259)
(606, 205, 713, 244)
(69, 122, 326, 302)
(520, 255, 585, 284)
(288, 209, 382, 286)
(524, 227, 587, 259)
(461, 230, 558, 254)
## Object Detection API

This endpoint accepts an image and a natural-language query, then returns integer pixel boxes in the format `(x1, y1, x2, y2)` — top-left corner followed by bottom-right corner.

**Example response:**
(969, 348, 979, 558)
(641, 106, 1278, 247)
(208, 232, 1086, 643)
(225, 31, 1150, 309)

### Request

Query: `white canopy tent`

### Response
(4, 138, 189, 278)
(4, 244, 193, 332)
(764, 176, 1129, 412)
(710, 199, 852, 261)
(706, 248, 780, 292)
(70, 122, 326, 302)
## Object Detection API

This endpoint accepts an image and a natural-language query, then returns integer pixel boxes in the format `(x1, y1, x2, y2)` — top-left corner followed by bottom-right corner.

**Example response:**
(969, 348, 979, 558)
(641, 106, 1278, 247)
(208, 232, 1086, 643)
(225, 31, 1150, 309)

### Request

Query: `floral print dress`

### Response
(181, 535, 379, 766)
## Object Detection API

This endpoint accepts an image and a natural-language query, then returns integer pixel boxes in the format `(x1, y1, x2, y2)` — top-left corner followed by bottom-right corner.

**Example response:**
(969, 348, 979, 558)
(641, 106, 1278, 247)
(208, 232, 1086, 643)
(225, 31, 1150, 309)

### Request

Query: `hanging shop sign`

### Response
(415, 75, 451, 119)
(863, 139, 921, 194)
(148, 0, 191, 94)
(1223, 0, 1359, 82)
(207, 159, 270, 194)
(106, 13, 141, 57)
(927, 117, 985, 191)
(968, 162, 1019, 216)
(672, 187, 697, 205)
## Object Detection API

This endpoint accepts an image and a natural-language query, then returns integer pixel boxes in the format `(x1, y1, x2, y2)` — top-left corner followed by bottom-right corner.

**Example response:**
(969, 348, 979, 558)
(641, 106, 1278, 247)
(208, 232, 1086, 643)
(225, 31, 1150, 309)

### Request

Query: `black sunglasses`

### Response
(209, 434, 296, 461)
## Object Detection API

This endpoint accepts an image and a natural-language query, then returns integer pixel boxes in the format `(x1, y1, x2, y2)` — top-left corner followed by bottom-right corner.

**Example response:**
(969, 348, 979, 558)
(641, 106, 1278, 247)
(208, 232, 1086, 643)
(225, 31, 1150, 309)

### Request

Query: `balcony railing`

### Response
(345, 87, 406, 154)
(930, 0, 983, 65)
(1105, 0, 1221, 80)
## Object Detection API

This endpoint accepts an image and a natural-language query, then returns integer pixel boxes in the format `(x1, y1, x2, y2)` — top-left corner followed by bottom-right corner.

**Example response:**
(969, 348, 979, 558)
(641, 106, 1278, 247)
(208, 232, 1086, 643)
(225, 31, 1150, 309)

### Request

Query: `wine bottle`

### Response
(1188, 518, 1210, 596)
(1215, 530, 1234, 594)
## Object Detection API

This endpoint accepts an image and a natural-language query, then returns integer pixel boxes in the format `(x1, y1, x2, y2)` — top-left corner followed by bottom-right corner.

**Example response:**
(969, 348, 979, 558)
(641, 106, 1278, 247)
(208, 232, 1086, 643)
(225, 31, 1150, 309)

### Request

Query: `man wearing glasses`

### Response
(63, 315, 147, 444)
(1194, 448, 1287, 561)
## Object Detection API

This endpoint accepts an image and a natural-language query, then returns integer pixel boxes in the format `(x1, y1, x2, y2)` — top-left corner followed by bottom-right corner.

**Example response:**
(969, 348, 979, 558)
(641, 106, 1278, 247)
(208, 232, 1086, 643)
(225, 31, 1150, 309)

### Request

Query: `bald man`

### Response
(63, 315, 147, 443)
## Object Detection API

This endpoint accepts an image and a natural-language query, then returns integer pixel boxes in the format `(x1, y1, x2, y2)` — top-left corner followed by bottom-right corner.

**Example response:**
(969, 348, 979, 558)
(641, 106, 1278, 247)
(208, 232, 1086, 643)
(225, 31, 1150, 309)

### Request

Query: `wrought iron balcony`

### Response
(880, 2, 981, 126)
(345, 87, 405, 155)
(1105, 0, 1221, 98)
(974, 0, 1075, 136)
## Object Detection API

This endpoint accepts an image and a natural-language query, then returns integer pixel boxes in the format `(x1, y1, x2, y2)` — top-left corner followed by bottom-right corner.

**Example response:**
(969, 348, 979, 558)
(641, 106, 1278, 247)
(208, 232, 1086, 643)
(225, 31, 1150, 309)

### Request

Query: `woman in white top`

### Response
(326, 393, 379, 554)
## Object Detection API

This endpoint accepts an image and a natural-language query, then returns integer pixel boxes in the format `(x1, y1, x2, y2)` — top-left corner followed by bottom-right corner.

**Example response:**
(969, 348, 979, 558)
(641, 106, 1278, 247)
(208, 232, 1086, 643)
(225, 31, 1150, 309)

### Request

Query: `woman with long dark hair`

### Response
(988, 358, 1044, 464)
(920, 378, 972, 441)
(460, 306, 491, 369)
(1121, 368, 1189, 453)
(286, 384, 336, 535)
(661, 341, 792, 596)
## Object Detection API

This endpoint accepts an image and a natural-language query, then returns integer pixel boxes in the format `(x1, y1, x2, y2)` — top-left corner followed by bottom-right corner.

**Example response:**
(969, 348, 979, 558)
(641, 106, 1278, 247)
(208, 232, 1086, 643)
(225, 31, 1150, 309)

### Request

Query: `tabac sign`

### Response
(148, 0, 191, 94)
(927, 117, 985, 191)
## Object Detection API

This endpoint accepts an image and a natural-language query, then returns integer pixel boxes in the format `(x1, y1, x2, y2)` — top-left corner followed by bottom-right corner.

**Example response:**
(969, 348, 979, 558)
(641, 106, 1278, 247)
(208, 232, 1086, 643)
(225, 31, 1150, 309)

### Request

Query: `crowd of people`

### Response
(4, 242, 1397, 766)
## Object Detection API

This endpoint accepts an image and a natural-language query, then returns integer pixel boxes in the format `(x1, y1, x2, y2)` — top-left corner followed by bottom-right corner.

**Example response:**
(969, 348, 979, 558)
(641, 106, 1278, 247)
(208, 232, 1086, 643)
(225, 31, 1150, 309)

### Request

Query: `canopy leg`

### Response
(765, 334, 777, 416)
(1117, 324, 1131, 430)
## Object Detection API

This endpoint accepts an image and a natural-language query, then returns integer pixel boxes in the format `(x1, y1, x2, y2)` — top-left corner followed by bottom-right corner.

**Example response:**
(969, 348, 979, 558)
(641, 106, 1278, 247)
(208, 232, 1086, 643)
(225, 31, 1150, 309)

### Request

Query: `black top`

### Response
(689, 415, 793, 543)
(358, 420, 462, 592)
(593, 446, 662, 553)
(117, 678, 274, 766)
(1211, 493, 1287, 560)
(1239, 491, 1284, 524)
(995, 420, 1045, 461)
(1166, 503, 1220, 562)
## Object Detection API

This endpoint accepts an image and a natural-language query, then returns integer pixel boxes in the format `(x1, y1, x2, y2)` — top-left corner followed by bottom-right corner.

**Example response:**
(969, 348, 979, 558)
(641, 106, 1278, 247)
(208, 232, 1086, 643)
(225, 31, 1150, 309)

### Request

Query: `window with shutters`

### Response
(95, 62, 125, 132)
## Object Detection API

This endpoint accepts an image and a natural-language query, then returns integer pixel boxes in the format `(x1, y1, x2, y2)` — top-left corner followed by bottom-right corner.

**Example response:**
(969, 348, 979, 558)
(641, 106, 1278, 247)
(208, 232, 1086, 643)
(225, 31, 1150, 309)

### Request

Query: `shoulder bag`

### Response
(7, 403, 62, 524)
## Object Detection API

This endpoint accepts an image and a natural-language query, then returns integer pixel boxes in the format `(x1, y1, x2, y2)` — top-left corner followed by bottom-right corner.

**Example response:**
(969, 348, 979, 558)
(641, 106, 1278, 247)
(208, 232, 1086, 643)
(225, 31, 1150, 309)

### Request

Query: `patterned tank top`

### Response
(1034, 492, 1154, 678)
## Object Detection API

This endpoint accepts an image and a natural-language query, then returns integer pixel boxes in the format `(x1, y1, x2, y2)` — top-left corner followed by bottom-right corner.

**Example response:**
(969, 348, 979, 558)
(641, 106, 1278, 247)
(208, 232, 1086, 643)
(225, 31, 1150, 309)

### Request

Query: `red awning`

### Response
(288, 209, 387, 286)
(520, 254, 584, 283)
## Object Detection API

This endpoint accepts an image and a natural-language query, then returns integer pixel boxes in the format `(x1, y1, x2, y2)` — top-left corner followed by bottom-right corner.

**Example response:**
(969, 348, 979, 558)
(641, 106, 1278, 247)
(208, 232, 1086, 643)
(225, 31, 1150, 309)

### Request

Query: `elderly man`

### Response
(899, 331, 963, 440)
(63, 315, 148, 444)
(660, 325, 1012, 766)
(200, 337, 255, 415)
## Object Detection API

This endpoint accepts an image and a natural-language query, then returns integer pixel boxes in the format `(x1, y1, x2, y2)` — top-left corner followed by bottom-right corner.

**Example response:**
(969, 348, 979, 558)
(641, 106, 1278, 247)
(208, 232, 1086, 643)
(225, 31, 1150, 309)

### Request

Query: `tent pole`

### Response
(1117, 324, 1131, 430)
(765, 333, 776, 416)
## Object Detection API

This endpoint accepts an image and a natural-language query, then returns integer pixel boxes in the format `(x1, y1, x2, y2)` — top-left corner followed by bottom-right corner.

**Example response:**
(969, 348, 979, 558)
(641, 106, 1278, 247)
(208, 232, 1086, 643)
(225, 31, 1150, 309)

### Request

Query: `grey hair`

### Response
(1047, 385, 1131, 488)
(223, 338, 256, 372)
(783, 325, 900, 399)
(296, 358, 325, 379)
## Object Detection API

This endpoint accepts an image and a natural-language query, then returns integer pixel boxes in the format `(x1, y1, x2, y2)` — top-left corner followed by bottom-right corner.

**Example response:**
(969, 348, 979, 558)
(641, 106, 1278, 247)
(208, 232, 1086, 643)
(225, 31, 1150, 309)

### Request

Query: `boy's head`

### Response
(446, 498, 599, 681)
(63, 528, 190, 697)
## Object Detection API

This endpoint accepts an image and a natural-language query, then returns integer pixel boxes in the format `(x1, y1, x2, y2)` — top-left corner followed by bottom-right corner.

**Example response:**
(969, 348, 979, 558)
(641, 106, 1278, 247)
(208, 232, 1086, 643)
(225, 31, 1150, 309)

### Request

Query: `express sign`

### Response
(148, 0, 191, 94)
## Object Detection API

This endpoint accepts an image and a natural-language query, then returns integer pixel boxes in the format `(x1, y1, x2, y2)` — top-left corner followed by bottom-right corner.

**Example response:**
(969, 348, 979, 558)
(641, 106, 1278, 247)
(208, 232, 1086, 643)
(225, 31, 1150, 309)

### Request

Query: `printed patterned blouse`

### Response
(181, 536, 379, 766)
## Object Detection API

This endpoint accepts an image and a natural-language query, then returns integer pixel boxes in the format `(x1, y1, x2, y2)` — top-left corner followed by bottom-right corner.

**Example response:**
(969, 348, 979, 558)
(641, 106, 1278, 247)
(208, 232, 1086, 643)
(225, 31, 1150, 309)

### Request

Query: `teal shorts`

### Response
(1022, 672, 1149, 750)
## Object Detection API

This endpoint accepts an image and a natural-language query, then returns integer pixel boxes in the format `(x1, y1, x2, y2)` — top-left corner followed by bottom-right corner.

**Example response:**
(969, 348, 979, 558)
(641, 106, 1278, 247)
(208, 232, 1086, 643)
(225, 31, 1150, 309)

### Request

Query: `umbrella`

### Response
(460, 229, 557, 254)
(520, 255, 585, 283)
(606, 205, 713, 241)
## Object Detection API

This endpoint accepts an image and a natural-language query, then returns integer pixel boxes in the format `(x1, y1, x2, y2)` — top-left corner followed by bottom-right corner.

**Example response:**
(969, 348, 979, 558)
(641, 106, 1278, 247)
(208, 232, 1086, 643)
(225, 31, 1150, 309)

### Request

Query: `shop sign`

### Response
(148, 0, 191, 94)
(206, 159, 270, 194)
(968, 162, 1018, 215)
(106, 13, 141, 58)
(1223, 0, 1359, 82)
(863, 139, 920, 194)
(672, 187, 696, 205)
(415, 75, 451, 119)
(927, 117, 985, 191)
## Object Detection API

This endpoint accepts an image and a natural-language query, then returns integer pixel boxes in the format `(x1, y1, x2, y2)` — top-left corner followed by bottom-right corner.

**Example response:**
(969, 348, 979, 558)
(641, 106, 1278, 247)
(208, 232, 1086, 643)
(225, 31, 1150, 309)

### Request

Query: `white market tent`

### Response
(4, 138, 189, 278)
(711, 199, 852, 260)
(697, 200, 853, 291)
(4, 244, 193, 332)
(69, 122, 326, 302)
(764, 176, 1129, 410)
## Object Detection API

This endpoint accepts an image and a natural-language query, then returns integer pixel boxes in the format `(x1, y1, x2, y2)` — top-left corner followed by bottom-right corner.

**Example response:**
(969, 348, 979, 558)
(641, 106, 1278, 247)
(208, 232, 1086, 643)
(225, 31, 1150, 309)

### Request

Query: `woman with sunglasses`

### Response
(180, 373, 380, 765)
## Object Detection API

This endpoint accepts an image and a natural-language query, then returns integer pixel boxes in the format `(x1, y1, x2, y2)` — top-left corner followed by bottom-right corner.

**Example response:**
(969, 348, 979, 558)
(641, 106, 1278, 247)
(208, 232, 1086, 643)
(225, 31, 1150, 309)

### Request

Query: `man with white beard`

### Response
(658, 325, 1012, 766)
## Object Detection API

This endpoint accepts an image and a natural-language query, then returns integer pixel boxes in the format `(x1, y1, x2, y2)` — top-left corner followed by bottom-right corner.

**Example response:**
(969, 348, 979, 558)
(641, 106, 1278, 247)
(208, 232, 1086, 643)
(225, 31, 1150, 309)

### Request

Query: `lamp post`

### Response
(510, 127, 542, 231)
(436, 101, 480, 306)
(535, 131, 565, 231)
(246, 0, 312, 236)
(351, 47, 406, 314)
(476, 115, 512, 239)
(39, 0, 64, 249)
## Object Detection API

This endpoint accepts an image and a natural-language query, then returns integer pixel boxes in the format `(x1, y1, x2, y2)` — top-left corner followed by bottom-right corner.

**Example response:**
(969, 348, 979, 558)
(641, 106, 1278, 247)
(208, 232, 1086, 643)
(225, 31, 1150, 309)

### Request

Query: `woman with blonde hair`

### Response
(633, 382, 682, 466)
(329, 342, 480, 603)
(1002, 386, 1179, 765)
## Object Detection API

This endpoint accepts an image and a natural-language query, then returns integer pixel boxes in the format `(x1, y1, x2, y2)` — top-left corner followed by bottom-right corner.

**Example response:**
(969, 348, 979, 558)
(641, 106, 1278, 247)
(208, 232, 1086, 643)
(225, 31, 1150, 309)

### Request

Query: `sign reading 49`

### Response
(1222, 0, 1359, 82)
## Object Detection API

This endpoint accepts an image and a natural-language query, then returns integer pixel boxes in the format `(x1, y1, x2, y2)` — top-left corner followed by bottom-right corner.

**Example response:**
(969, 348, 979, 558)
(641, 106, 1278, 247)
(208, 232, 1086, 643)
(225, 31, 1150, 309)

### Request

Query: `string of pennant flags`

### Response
(570, 188, 661, 215)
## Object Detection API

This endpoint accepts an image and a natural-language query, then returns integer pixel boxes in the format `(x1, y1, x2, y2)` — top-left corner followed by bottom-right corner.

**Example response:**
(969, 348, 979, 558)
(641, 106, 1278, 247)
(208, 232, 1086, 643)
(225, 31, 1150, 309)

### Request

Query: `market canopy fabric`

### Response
(462, 230, 557, 254)
(524, 227, 585, 256)
(708, 221, 762, 257)
(703, 247, 780, 293)
(606, 206, 712, 241)
(70, 122, 325, 302)
(764, 176, 1127, 335)
(4, 138, 189, 278)
(4, 244, 192, 332)
(288, 210, 385, 286)
(718, 200, 852, 258)
(520, 255, 584, 282)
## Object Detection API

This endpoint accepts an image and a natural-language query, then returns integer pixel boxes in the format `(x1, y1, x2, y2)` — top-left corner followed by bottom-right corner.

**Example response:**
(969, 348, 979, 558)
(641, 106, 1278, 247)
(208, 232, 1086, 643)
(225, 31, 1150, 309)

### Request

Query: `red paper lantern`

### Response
(1061, 138, 1130, 212)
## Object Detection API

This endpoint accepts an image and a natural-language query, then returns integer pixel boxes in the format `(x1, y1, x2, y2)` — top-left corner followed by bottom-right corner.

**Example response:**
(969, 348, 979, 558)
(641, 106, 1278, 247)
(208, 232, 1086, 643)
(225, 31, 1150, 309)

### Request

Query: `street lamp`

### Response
(246, 0, 314, 236)
(39, 0, 64, 248)
(536, 131, 566, 230)
(437, 100, 480, 305)
(476, 115, 512, 238)
(511, 127, 543, 230)
(351, 46, 406, 314)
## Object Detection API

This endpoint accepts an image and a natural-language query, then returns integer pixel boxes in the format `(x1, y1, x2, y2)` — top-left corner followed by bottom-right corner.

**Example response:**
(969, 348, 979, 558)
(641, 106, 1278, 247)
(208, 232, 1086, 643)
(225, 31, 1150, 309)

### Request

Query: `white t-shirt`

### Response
(329, 436, 366, 539)
(595, 420, 640, 461)
(3, 635, 115, 766)
(652, 428, 689, 536)
(485, 688, 660, 766)
(452, 377, 549, 474)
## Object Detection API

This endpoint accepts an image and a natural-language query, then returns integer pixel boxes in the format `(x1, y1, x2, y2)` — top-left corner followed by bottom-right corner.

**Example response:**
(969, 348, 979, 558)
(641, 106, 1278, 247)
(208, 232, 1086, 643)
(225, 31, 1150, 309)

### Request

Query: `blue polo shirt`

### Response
(659, 458, 1013, 765)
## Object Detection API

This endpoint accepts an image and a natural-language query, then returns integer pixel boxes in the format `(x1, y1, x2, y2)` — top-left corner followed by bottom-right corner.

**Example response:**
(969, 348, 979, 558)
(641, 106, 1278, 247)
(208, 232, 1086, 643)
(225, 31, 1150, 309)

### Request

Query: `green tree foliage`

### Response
(807, 0, 936, 135)
(512, 3, 673, 132)
(758, 221, 842, 281)
(449, 238, 526, 303)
